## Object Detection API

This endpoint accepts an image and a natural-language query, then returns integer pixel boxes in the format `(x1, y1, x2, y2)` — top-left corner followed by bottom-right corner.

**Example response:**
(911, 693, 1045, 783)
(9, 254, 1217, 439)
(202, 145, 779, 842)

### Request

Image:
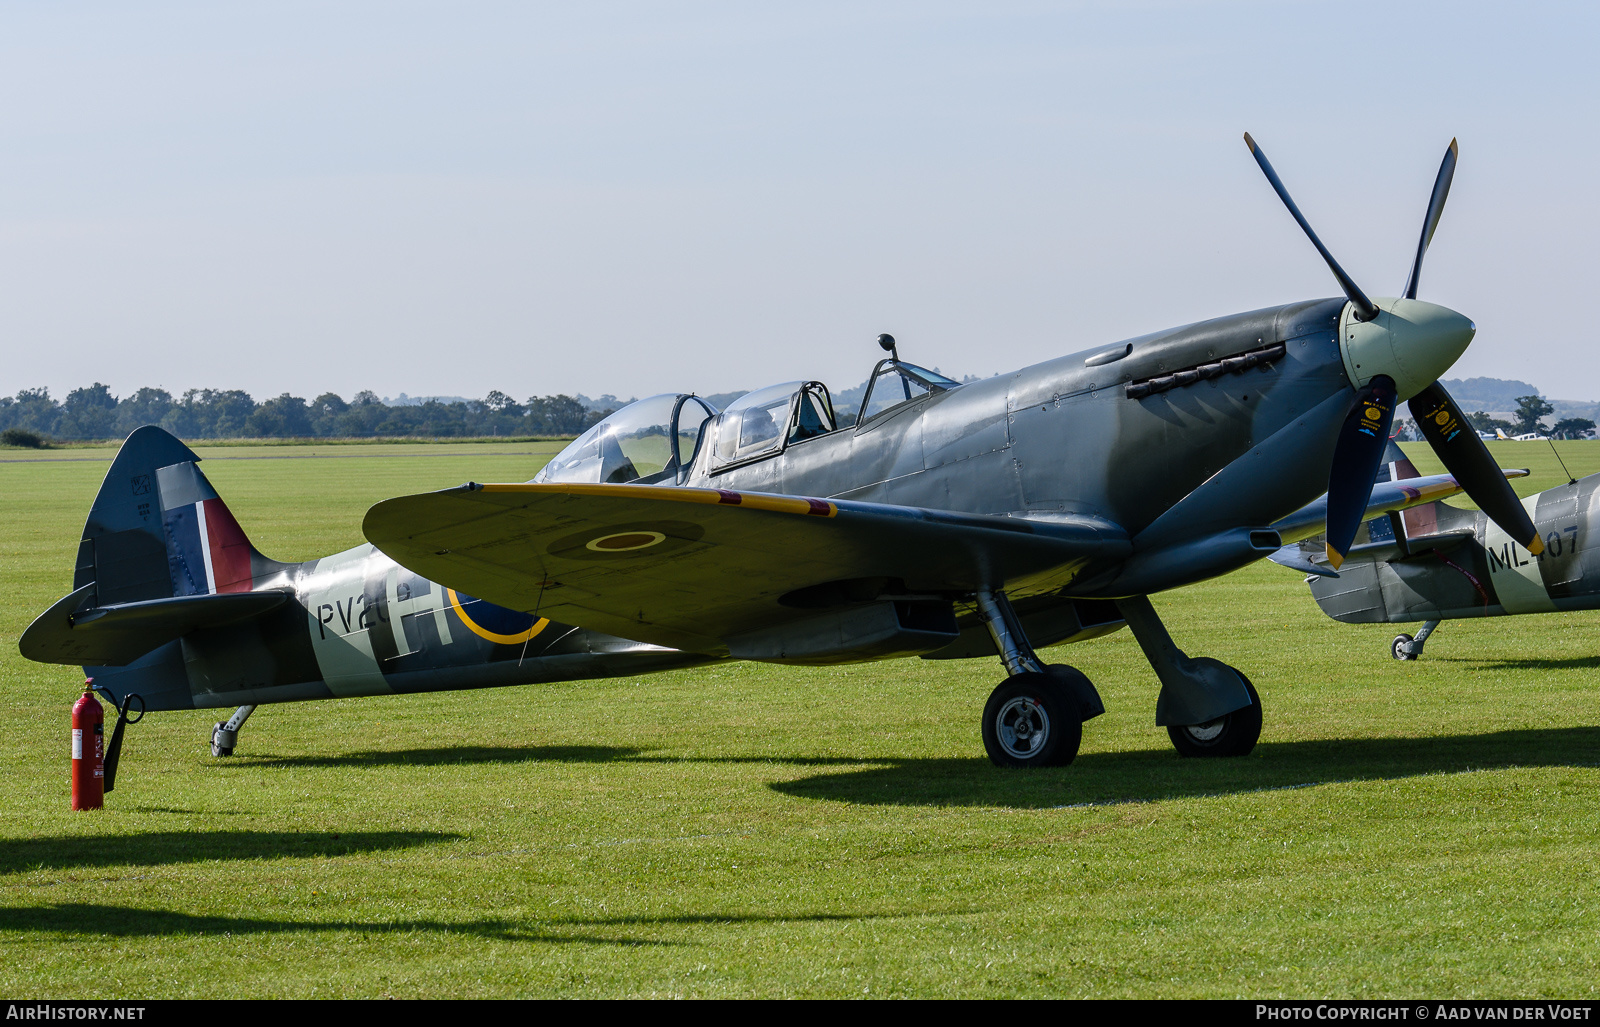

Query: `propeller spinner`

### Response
(1244, 134, 1543, 567)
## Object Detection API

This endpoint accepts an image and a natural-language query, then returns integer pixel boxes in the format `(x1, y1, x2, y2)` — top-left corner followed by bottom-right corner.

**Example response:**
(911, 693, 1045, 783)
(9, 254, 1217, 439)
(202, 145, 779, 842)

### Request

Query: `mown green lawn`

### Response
(0, 439, 1595, 997)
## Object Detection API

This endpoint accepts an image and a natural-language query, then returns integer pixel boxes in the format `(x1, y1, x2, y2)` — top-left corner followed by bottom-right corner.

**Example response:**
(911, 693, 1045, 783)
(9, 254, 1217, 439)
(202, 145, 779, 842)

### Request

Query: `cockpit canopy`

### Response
(709, 381, 837, 471)
(533, 359, 960, 484)
(856, 360, 960, 425)
(532, 393, 718, 486)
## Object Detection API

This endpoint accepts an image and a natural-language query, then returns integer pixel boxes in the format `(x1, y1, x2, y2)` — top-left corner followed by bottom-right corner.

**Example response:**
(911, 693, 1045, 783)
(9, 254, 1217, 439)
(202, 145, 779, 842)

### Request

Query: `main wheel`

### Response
(982, 673, 1083, 768)
(1391, 634, 1417, 661)
(1166, 673, 1261, 758)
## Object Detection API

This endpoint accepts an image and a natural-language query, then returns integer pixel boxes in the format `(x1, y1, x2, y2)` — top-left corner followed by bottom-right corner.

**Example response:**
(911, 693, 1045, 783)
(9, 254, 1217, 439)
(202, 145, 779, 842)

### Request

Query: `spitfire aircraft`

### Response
(20, 134, 1542, 770)
(356, 135, 1546, 768)
(1282, 443, 1595, 661)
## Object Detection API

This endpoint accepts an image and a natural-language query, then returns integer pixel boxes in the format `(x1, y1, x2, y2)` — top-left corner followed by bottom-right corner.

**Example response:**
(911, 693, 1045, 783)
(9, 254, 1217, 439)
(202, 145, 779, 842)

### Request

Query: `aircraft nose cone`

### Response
(1338, 297, 1476, 401)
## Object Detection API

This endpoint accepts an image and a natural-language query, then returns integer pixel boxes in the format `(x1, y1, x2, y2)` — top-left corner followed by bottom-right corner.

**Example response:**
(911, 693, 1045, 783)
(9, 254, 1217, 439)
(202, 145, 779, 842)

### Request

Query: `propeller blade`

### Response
(1324, 376, 1398, 569)
(1402, 139, 1459, 300)
(1244, 132, 1380, 322)
(1408, 382, 1545, 554)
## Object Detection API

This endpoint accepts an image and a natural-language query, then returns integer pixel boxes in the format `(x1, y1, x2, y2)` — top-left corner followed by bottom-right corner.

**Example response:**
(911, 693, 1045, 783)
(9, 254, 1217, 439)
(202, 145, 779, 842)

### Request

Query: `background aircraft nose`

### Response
(1338, 297, 1475, 401)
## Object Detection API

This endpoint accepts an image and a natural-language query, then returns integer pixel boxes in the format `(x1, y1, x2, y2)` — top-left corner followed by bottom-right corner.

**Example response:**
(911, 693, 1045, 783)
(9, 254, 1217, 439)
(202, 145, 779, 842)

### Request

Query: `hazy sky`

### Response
(2, 2, 1596, 405)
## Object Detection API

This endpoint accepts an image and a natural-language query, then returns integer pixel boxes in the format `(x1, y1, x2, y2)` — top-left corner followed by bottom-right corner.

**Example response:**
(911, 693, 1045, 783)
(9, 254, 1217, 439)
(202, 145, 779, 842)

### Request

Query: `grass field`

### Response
(1, 439, 1596, 998)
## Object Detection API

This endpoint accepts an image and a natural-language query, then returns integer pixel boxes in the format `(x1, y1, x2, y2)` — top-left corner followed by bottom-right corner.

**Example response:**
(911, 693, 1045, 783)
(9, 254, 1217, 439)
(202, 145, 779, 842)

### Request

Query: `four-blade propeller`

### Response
(1245, 134, 1543, 567)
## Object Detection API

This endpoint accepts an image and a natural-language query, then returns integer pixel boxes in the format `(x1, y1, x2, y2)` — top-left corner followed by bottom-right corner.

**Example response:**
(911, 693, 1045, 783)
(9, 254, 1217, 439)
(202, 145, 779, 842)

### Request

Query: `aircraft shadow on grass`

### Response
(766, 726, 1600, 809)
(232, 745, 647, 769)
(0, 903, 667, 946)
(1459, 656, 1600, 672)
(546, 909, 976, 929)
(236, 745, 874, 770)
(0, 904, 945, 943)
(228, 725, 1599, 810)
(0, 830, 457, 875)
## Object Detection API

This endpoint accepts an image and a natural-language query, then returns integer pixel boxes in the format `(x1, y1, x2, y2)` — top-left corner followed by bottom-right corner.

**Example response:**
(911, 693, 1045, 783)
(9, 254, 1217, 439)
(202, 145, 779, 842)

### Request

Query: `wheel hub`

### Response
(1184, 717, 1226, 742)
(996, 695, 1050, 758)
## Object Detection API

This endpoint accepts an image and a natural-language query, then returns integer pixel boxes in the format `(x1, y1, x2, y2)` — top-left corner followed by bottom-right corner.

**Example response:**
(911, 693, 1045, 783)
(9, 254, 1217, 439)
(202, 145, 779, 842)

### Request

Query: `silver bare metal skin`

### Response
(695, 298, 1352, 591)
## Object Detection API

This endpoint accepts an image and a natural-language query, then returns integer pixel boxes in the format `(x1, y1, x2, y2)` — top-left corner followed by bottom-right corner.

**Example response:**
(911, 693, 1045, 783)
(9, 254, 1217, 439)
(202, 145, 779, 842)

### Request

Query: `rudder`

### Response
(77, 426, 280, 603)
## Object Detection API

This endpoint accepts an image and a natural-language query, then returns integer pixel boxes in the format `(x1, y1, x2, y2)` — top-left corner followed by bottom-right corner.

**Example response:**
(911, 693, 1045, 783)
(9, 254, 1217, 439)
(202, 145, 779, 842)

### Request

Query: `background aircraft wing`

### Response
(364, 483, 1129, 654)
(1267, 467, 1527, 576)
(1269, 468, 1525, 545)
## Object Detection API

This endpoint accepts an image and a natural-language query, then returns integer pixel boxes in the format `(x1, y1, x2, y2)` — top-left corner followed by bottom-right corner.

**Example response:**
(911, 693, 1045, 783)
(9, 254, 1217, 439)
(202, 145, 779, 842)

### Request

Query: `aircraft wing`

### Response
(363, 483, 1130, 654)
(1268, 468, 1525, 545)
(1266, 467, 1527, 575)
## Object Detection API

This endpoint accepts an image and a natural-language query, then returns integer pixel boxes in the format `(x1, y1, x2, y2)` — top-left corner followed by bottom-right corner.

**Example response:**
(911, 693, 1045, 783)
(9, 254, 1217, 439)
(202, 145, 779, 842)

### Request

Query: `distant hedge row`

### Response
(0, 385, 611, 441)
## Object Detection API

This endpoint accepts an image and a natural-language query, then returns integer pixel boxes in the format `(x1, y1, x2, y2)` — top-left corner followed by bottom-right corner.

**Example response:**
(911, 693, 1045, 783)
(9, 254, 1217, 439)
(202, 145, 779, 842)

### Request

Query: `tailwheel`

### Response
(210, 705, 255, 757)
(1167, 673, 1262, 758)
(1391, 634, 1417, 661)
(982, 672, 1083, 769)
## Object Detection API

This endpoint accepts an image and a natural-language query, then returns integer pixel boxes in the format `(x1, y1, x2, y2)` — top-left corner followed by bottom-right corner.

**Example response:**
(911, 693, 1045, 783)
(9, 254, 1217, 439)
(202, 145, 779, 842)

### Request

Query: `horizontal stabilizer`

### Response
(1268, 546, 1340, 578)
(20, 585, 291, 666)
(364, 482, 1130, 655)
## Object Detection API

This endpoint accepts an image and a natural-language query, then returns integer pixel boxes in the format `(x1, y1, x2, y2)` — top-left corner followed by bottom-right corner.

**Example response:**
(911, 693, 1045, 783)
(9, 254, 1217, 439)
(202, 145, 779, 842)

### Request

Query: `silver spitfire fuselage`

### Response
(690, 295, 1473, 600)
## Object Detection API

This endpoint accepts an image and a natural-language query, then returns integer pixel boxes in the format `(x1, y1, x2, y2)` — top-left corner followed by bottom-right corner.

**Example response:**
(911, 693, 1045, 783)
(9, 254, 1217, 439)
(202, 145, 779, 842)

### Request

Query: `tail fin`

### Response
(1365, 440, 1475, 550)
(1496, 428, 1510, 440)
(22, 426, 295, 676)
(76, 426, 280, 604)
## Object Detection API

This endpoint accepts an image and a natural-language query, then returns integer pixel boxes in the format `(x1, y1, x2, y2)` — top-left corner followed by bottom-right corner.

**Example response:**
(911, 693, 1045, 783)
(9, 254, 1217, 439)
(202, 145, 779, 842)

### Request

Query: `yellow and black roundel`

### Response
(446, 589, 548, 645)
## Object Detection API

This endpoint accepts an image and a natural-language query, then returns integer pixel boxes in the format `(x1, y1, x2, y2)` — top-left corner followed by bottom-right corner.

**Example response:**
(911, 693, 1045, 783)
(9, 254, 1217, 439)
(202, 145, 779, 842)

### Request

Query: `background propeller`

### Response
(1245, 133, 1545, 564)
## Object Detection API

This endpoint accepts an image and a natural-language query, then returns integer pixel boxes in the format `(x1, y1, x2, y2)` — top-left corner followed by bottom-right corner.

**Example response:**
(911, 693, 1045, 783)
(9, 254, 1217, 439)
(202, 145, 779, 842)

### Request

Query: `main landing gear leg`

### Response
(975, 589, 1104, 769)
(1114, 595, 1262, 758)
(1391, 620, 1440, 661)
(211, 705, 257, 757)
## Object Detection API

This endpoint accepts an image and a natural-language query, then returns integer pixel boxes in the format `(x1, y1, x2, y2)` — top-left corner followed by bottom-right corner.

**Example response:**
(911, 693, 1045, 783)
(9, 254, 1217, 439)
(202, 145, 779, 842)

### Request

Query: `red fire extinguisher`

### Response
(71, 680, 104, 811)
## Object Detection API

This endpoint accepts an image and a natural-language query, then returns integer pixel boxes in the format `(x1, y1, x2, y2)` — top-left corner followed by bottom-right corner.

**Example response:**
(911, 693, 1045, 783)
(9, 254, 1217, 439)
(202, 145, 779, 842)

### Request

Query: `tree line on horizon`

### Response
(4, 382, 1595, 449)
(1391, 395, 1594, 441)
(1465, 395, 1593, 439)
(0, 384, 614, 443)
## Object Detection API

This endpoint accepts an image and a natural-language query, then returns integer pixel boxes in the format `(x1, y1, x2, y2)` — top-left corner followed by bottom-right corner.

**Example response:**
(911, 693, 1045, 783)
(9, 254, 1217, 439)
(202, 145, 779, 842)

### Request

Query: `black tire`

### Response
(1166, 673, 1261, 758)
(1391, 634, 1417, 661)
(211, 723, 233, 758)
(982, 673, 1083, 768)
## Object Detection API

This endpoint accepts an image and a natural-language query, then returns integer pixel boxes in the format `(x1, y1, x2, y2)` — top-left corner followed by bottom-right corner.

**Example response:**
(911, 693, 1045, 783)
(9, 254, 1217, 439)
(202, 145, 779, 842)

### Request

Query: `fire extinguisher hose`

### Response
(94, 690, 144, 794)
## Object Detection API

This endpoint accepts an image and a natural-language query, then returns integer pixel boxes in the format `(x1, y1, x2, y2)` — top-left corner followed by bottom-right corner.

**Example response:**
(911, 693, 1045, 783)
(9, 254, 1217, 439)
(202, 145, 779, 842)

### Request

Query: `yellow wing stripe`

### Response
(477, 483, 838, 518)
